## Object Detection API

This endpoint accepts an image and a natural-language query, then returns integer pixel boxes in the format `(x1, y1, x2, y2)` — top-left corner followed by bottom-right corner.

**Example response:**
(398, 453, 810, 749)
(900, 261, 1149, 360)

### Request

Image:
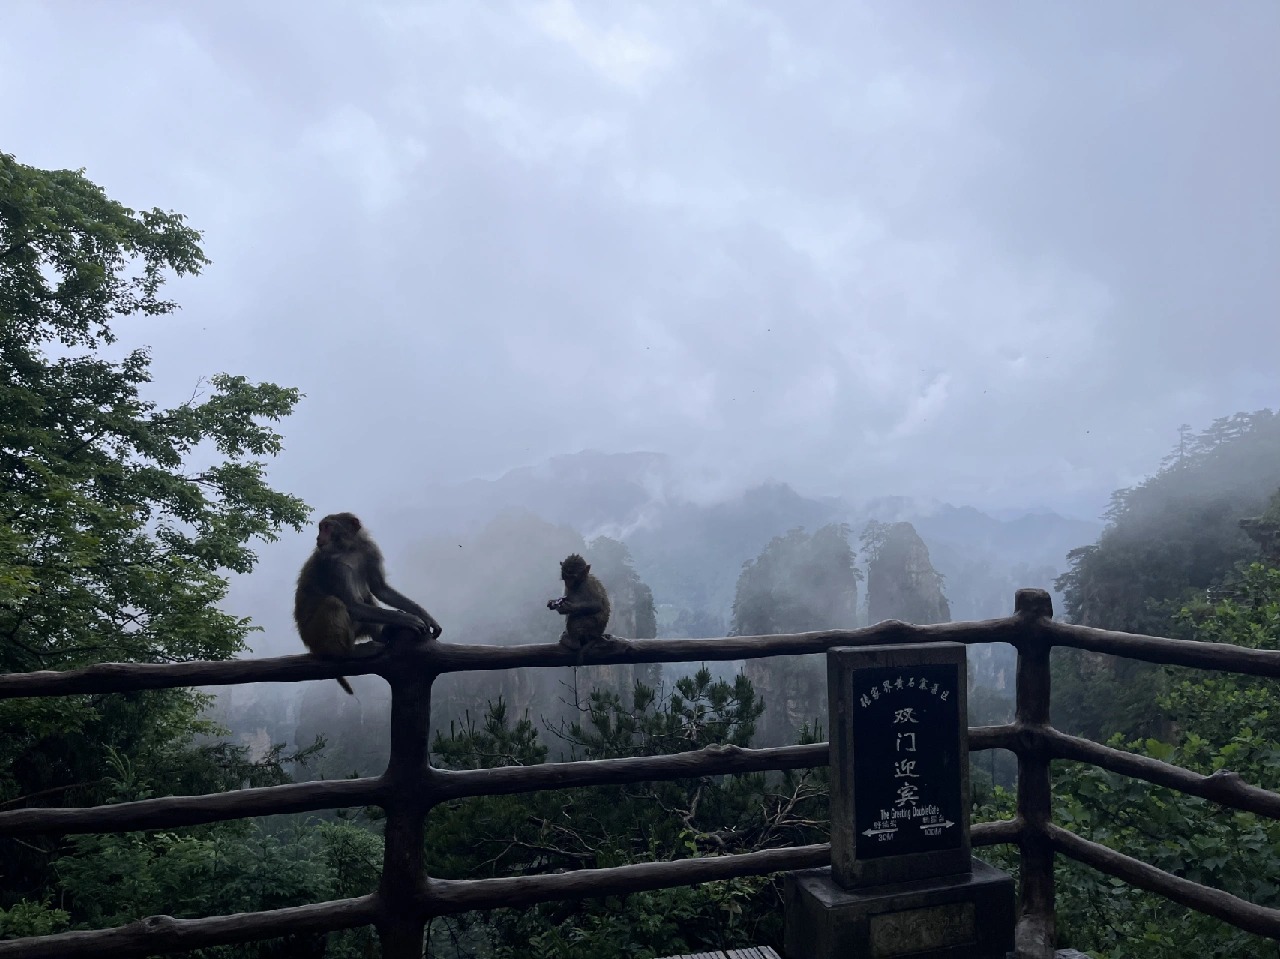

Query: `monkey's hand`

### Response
(547, 598, 565, 612)
(390, 612, 431, 636)
(419, 611, 443, 640)
(403, 604, 442, 639)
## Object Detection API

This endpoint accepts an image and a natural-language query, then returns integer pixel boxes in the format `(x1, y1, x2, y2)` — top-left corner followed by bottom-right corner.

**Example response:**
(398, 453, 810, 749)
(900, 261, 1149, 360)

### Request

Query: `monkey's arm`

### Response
(555, 593, 605, 616)
(369, 573, 443, 639)
(322, 561, 429, 633)
(348, 598, 428, 631)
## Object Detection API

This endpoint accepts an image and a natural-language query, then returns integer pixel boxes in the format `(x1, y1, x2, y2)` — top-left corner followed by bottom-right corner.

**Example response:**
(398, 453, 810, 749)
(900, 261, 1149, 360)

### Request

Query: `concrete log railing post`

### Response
(1013, 588, 1056, 958)
(376, 642, 435, 957)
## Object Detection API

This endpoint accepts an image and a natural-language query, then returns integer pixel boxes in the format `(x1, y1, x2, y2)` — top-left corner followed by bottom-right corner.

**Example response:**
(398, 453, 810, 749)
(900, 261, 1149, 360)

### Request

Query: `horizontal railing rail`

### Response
(1045, 823, 1280, 939)
(1038, 726, 1280, 818)
(0, 616, 1026, 699)
(0, 589, 1276, 958)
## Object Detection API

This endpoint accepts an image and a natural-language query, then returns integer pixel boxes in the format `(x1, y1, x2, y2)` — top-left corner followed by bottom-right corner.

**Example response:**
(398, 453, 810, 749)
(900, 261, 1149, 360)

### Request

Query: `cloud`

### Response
(529, 0, 671, 93)
(1, 0, 1275, 530)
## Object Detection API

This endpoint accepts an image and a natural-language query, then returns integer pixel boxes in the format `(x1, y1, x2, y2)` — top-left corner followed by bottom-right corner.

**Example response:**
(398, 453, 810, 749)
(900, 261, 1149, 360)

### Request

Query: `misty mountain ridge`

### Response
(390, 450, 1101, 624)
(390, 449, 672, 537)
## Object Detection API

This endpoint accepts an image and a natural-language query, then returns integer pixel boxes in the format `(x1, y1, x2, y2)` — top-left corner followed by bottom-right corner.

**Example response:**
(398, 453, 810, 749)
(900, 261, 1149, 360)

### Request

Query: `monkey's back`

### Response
(565, 573, 610, 639)
(293, 553, 327, 628)
(591, 574, 611, 631)
(294, 552, 363, 623)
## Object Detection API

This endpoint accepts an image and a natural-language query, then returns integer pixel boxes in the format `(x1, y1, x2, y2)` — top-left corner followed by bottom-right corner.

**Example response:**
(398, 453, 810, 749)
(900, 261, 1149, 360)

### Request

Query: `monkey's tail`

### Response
(337, 677, 354, 695)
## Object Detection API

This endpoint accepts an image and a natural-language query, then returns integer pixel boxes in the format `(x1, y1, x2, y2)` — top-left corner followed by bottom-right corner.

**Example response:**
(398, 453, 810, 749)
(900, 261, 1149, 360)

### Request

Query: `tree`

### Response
(0, 152, 308, 919)
(424, 671, 825, 958)
(1051, 410, 1280, 741)
(860, 520, 950, 625)
(732, 524, 862, 746)
(1239, 486, 1280, 566)
(1050, 564, 1280, 958)
(1161, 563, 1280, 765)
(731, 524, 861, 637)
(1056, 410, 1280, 635)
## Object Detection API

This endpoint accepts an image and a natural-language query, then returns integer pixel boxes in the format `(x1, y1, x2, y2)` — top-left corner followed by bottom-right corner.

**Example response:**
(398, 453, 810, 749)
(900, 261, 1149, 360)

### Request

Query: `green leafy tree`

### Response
(1239, 486, 1280, 566)
(1056, 410, 1280, 635)
(425, 671, 826, 958)
(1051, 411, 1280, 742)
(1160, 564, 1280, 784)
(731, 524, 861, 637)
(860, 520, 950, 625)
(0, 153, 309, 928)
(976, 562, 1280, 957)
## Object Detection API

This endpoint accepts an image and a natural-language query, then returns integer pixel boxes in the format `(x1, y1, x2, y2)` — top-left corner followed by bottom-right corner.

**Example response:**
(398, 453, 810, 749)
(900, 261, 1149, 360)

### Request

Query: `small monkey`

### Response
(547, 553, 611, 662)
(294, 512, 442, 694)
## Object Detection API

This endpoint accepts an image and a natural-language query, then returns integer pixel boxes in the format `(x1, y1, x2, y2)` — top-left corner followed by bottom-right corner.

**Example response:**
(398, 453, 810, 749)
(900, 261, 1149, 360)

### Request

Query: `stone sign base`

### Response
(783, 858, 1014, 959)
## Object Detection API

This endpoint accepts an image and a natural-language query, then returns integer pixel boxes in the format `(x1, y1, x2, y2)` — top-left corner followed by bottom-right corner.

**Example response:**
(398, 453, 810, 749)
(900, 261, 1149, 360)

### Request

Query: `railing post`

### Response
(377, 644, 435, 958)
(1013, 588, 1055, 959)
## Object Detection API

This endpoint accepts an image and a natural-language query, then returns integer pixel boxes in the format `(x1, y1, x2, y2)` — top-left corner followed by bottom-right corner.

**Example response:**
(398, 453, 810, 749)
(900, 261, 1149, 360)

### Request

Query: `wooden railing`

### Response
(1, 588, 1278, 957)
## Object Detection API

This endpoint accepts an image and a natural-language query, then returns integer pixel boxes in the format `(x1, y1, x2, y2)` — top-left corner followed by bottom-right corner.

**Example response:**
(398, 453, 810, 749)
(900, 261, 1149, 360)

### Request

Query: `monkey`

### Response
(294, 512, 442, 694)
(547, 553, 611, 663)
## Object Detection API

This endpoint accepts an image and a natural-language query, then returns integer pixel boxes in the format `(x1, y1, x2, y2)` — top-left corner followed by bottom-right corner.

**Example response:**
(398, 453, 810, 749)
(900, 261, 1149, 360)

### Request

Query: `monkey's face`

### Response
(317, 513, 361, 550)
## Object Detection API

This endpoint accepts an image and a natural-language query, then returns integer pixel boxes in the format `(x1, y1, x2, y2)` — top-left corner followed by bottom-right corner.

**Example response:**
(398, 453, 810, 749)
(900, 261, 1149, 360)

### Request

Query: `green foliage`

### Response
(1049, 749, 1279, 958)
(1051, 410, 1280, 741)
(0, 152, 312, 938)
(0, 151, 307, 674)
(0, 898, 69, 939)
(731, 524, 861, 636)
(861, 520, 951, 625)
(54, 819, 381, 958)
(1040, 563, 1280, 957)
(1160, 564, 1280, 784)
(1050, 649, 1168, 742)
(426, 671, 827, 958)
(1055, 410, 1280, 635)
(19, 736, 381, 957)
(484, 879, 772, 959)
(562, 667, 762, 757)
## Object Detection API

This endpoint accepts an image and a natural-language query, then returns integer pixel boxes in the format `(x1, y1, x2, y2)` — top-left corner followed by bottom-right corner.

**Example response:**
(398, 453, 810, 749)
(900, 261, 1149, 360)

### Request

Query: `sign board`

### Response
(827, 642, 970, 888)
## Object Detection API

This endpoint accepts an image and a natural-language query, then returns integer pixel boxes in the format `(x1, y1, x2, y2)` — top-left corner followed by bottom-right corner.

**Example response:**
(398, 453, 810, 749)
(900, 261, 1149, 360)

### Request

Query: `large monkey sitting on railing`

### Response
(294, 512, 442, 694)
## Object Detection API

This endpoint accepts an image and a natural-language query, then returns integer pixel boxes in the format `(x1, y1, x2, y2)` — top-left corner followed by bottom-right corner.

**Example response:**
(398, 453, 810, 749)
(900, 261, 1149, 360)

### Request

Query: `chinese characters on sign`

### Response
(852, 663, 962, 860)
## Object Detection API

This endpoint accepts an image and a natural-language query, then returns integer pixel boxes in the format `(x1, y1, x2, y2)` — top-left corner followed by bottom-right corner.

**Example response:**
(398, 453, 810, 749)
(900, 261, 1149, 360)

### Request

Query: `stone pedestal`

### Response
(783, 858, 1015, 959)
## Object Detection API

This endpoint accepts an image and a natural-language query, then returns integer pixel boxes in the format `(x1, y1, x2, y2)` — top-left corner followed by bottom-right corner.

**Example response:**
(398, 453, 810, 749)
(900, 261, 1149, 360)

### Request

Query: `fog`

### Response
(3, 1, 1276, 653)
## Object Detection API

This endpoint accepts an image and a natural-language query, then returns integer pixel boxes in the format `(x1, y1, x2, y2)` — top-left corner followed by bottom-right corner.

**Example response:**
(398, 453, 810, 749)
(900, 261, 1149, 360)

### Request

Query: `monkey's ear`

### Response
(349, 516, 362, 530)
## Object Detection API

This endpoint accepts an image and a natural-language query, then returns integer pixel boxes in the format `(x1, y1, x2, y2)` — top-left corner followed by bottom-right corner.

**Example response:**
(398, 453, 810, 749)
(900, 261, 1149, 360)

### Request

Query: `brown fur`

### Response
(547, 553, 610, 663)
(294, 512, 441, 694)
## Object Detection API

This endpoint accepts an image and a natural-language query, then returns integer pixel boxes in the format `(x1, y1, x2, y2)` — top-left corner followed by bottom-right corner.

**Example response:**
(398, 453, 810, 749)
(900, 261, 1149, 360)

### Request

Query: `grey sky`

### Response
(3, 1, 1277, 523)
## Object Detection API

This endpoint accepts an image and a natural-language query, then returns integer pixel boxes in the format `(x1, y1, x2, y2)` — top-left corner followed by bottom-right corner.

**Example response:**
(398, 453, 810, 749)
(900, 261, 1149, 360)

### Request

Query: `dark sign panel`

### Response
(852, 662, 963, 860)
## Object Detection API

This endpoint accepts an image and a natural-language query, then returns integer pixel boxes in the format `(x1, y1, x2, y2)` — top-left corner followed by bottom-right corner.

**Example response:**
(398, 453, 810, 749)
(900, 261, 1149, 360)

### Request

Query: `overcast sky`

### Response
(3, 1, 1277, 523)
